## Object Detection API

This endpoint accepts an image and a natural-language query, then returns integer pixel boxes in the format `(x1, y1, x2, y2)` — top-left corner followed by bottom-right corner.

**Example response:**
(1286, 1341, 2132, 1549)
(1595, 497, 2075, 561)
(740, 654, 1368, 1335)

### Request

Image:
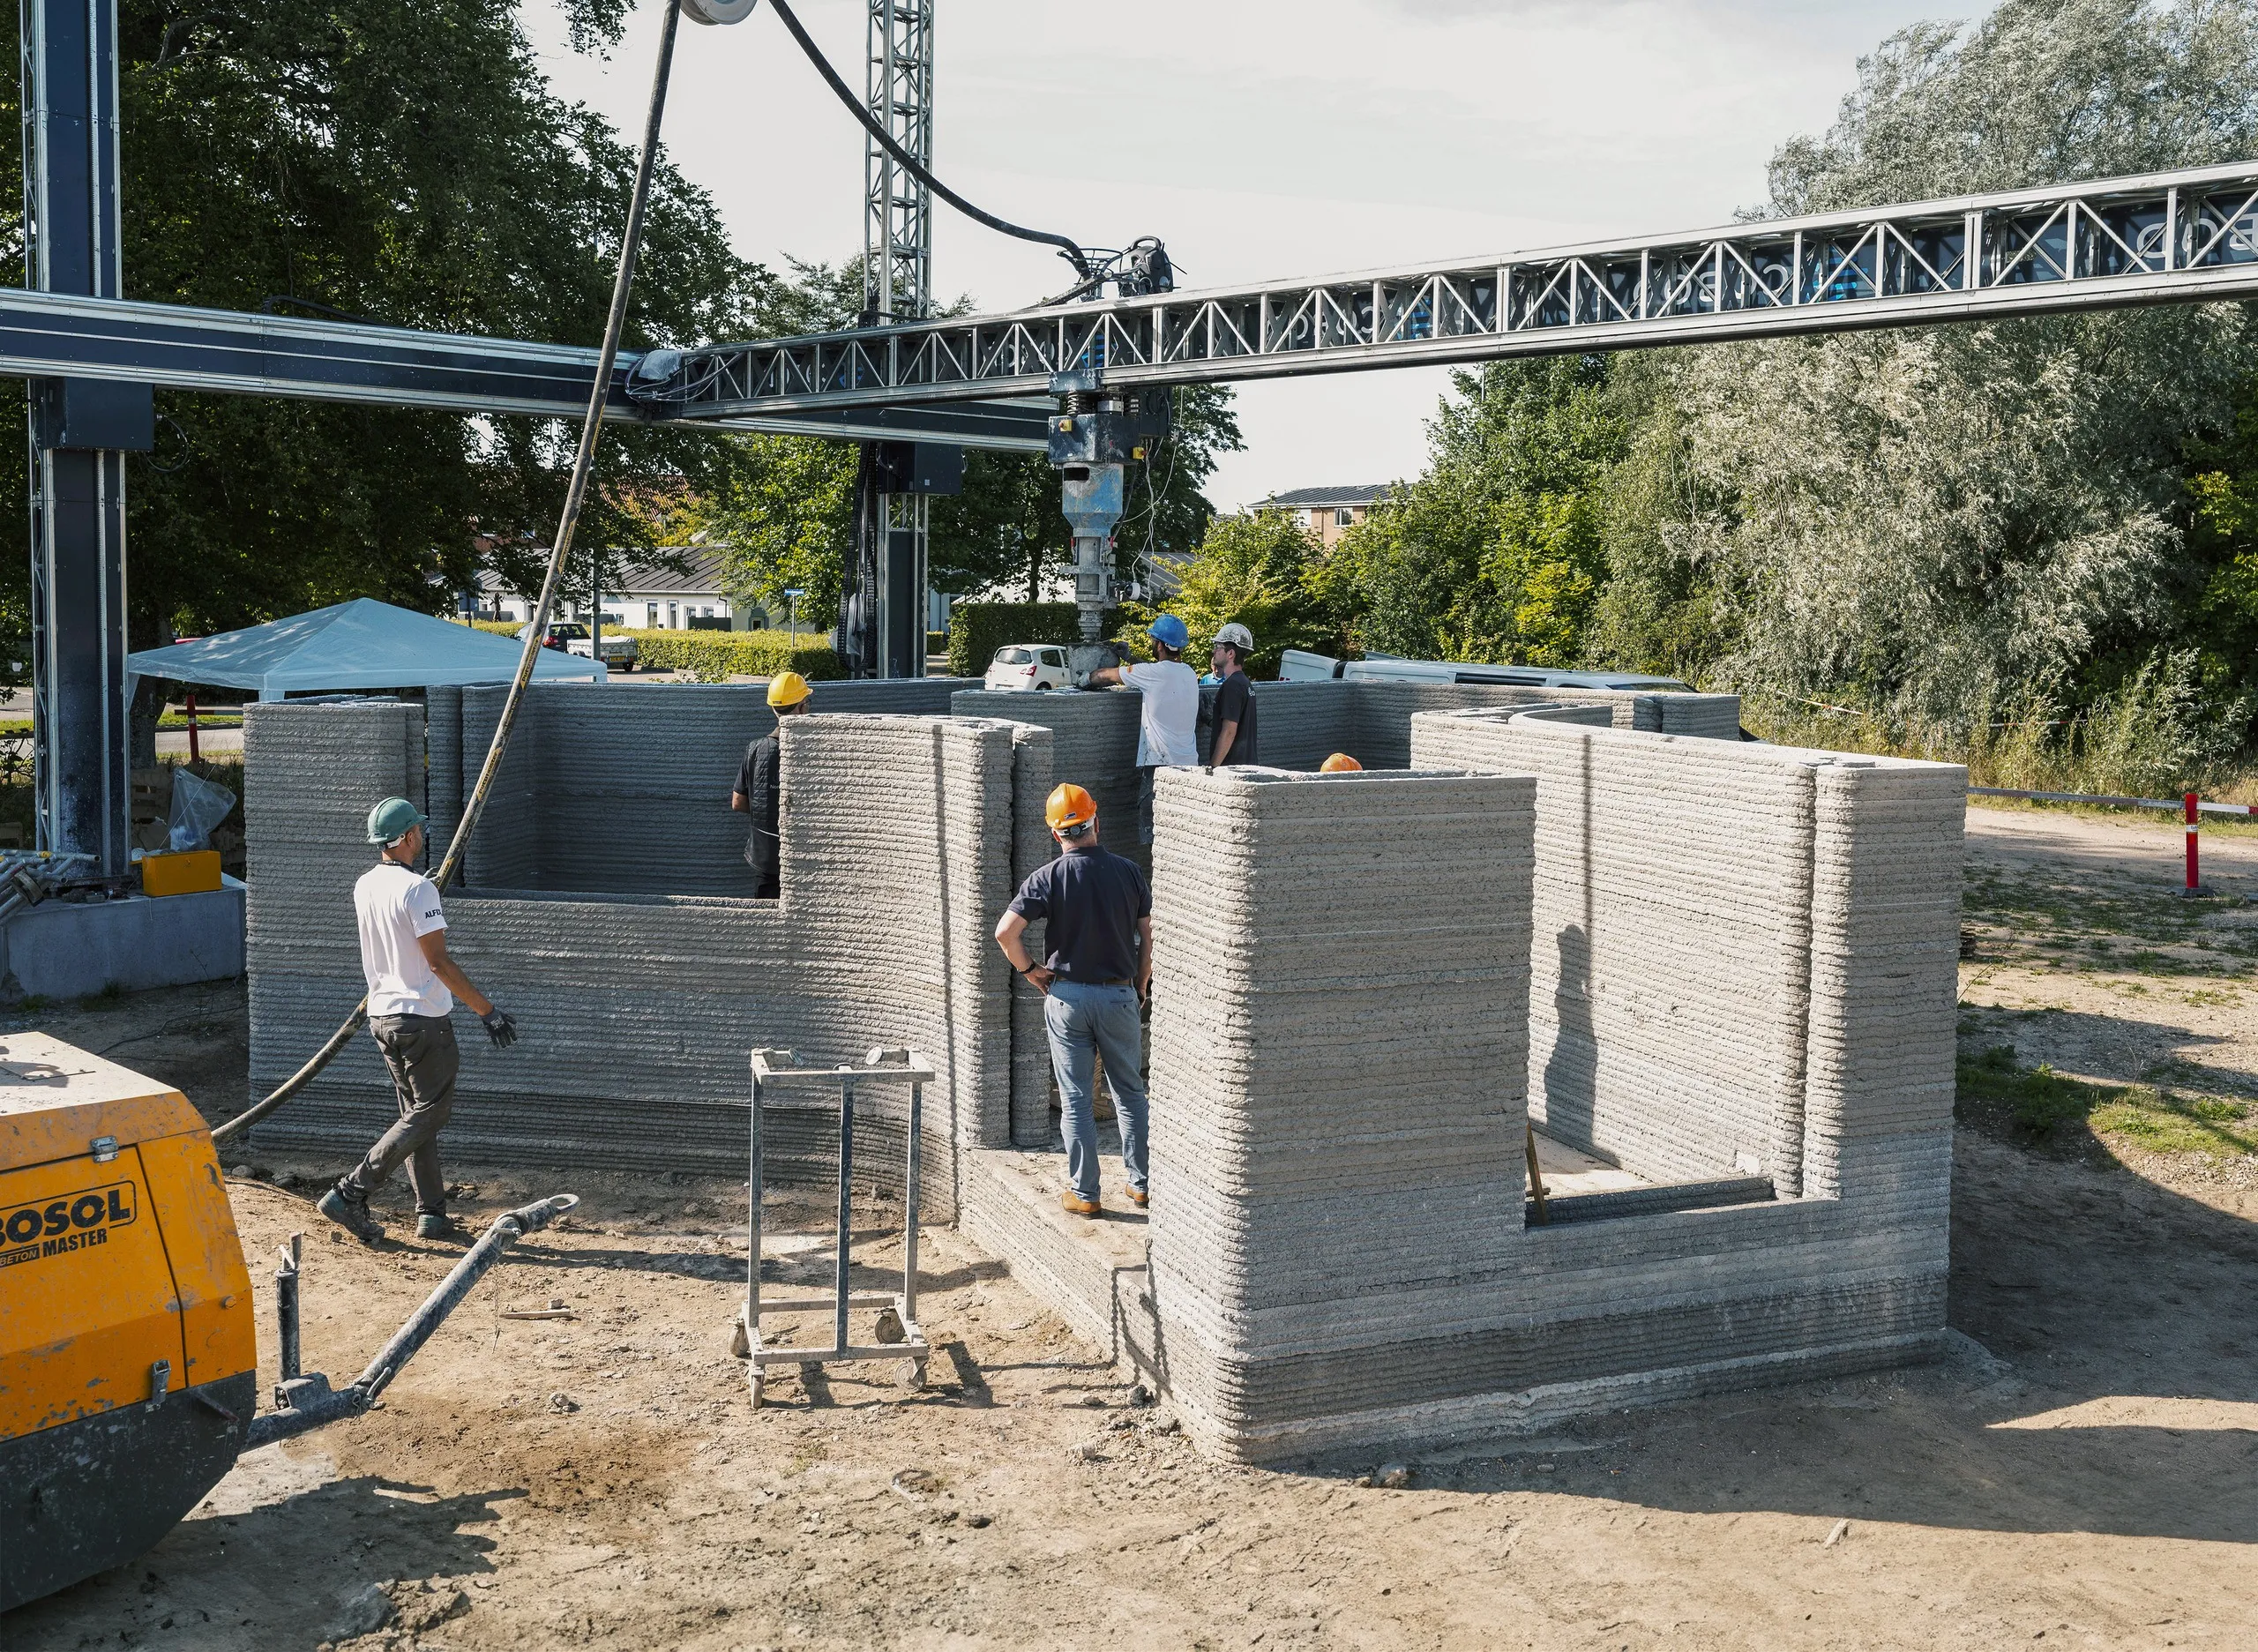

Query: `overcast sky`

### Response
(523, 0, 1998, 508)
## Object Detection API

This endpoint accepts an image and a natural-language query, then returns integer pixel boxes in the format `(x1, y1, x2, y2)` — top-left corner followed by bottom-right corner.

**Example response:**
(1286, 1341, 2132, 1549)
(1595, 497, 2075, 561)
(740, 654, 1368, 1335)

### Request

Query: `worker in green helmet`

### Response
(317, 796, 516, 1247)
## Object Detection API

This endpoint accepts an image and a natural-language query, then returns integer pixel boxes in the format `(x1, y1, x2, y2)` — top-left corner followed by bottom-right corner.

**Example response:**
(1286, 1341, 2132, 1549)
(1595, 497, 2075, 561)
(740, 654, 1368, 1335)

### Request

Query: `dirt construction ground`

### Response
(6, 804, 2256, 1651)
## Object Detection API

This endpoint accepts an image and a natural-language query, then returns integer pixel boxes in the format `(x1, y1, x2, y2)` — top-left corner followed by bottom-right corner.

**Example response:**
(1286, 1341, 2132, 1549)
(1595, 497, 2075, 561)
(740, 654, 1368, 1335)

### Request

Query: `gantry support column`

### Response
(845, 0, 940, 678)
(22, 0, 152, 874)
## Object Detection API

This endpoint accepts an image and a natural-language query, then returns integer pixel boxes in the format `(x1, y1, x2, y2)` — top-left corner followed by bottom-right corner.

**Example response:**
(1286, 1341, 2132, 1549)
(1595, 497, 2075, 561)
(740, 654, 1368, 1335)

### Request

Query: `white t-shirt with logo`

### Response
(1120, 661, 1200, 767)
(355, 861, 453, 1018)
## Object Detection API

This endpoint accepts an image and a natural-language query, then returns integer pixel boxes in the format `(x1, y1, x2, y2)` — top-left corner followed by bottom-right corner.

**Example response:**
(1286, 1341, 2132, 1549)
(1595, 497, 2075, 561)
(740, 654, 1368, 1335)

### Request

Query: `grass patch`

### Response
(1957, 1043, 2258, 1159)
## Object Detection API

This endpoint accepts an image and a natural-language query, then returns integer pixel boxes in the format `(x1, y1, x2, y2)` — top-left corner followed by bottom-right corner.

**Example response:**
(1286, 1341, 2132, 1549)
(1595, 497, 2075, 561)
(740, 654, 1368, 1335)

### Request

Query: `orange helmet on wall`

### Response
(1045, 783, 1097, 833)
(1319, 753, 1364, 773)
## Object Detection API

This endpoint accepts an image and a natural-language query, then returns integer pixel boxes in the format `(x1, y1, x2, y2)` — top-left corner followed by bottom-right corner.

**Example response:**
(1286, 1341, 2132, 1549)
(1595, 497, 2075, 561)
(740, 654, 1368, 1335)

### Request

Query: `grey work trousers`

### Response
(343, 1013, 460, 1215)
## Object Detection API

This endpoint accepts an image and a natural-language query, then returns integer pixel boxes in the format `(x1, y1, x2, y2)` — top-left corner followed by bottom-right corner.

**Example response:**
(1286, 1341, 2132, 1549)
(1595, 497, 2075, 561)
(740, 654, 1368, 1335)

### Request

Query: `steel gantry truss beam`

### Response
(0, 287, 1050, 448)
(663, 160, 2258, 415)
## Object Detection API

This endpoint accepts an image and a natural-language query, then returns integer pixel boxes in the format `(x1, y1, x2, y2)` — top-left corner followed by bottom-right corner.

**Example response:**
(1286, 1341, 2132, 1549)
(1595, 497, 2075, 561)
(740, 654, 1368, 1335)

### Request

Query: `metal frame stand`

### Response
(732, 1046, 934, 1409)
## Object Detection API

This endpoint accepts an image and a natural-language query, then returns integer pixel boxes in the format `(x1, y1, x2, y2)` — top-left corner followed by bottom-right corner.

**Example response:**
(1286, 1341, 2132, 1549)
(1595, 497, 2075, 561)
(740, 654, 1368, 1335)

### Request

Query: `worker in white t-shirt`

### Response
(1087, 613, 1199, 844)
(316, 796, 516, 1246)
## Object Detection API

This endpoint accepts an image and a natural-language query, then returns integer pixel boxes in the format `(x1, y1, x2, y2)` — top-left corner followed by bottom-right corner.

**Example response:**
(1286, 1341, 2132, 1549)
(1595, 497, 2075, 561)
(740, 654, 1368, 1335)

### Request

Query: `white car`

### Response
(984, 643, 1070, 691)
(519, 620, 637, 671)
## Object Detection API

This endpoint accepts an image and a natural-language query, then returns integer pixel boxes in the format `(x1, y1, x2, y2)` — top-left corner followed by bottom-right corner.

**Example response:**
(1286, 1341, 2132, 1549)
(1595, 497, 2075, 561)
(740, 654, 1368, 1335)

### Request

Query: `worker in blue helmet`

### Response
(1087, 612, 1199, 846)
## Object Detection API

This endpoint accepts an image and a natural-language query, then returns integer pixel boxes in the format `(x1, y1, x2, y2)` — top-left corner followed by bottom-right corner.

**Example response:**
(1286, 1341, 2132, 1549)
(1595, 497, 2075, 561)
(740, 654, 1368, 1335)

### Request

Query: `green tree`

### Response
(1132, 506, 1357, 678)
(0, 0, 779, 679)
(931, 450, 1064, 602)
(1340, 355, 1626, 665)
(1602, 0, 2258, 747)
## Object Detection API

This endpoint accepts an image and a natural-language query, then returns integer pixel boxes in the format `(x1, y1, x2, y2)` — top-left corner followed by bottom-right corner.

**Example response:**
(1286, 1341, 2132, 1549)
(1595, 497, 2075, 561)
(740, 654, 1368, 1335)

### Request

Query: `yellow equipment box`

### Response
(0, 1032, 255, 1610)
(138, 848, 223, 897)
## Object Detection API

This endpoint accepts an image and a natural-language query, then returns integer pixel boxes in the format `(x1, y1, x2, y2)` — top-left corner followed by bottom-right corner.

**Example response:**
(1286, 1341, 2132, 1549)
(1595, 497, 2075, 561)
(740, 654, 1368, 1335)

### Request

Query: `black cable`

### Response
(763, 0, 1093, 281)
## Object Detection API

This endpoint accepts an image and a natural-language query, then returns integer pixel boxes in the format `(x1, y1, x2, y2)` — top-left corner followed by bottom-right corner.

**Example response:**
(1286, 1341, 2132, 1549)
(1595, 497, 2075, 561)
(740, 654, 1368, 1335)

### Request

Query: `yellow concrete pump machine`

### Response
(0, 1032, 572, 1611)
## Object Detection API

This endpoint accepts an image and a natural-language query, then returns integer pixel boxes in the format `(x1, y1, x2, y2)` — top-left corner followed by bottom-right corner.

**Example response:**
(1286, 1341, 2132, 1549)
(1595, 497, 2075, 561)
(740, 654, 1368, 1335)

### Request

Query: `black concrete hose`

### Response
(213, 3, 687, 1146)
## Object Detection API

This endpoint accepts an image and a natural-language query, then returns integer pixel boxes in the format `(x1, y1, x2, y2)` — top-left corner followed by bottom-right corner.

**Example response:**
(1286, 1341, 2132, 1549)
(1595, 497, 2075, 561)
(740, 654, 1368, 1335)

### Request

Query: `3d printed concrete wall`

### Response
(950, 678, 1745, 855)
(1412, 706, 1964, 1200)
(426, 678, 978, 896)
(239, 687, 1960, 1467)
(1145, 763, 1538, 1460)
(243, 700, 1017, 1217)
(1126, 714, 1963, 1461)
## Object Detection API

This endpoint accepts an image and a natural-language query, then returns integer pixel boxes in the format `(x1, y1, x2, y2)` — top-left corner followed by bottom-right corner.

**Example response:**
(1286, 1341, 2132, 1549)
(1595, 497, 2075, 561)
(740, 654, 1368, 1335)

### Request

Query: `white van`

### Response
(1280, 648, 1691, 693)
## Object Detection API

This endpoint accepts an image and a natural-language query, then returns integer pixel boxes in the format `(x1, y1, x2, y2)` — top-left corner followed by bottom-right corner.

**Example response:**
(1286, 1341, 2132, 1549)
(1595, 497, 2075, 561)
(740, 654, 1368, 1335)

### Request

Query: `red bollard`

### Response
(2180, 792, 2211, 898)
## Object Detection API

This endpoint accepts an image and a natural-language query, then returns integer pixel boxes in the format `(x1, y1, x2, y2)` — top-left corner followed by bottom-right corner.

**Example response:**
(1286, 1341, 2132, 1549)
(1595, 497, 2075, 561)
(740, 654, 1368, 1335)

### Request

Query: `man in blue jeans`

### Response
(992, 782, 1155, 1216)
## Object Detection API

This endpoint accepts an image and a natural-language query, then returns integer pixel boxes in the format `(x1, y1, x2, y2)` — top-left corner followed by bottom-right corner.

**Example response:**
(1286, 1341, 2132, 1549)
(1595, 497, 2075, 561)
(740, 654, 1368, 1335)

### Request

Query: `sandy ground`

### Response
(4, 805, 2254, 1651)
(1958, 804, 2258, 1189)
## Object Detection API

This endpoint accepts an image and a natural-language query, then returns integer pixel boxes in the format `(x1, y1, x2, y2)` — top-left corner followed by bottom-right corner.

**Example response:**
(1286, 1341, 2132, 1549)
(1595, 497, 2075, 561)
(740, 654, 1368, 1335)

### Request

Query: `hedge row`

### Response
(467, 620, 836, 682)
(945, 602, 1122, 679)
(614, 629, 841, 683)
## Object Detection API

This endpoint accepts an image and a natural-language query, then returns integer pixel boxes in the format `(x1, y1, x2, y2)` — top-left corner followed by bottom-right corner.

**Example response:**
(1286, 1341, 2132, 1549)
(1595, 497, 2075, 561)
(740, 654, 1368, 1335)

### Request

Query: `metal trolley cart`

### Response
(730, 1047, 932, 1409)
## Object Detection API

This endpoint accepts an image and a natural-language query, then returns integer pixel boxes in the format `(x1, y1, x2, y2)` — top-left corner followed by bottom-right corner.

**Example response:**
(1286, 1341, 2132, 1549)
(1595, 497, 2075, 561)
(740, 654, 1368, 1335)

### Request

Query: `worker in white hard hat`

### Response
(1208, 622, 1260, 766)
(318, 796, 516, 1247)
(732, 670, 812, 899)
(993, 783, 1155, 1217)
(1086, 611, 1199, 845)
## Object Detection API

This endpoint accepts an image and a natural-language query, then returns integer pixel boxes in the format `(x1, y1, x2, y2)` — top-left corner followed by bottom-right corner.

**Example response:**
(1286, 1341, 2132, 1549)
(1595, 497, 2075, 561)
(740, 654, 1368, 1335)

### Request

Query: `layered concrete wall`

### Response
(1125, 717, 1963, 1461)
(243, 702, 1016, 1215)
(1145, 765, 1537, 1455)
(429, 678, 980, 897)
(1409, 706, 1963, 1200)
(245, 685, 1958, 1464)
(954, 679, 1742, 819)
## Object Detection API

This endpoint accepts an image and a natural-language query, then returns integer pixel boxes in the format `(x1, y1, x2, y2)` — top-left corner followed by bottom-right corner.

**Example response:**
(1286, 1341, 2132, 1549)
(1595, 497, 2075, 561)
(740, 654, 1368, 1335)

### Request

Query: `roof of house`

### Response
(1252, 484, 1391, 511)
(479, 547, 729, 598)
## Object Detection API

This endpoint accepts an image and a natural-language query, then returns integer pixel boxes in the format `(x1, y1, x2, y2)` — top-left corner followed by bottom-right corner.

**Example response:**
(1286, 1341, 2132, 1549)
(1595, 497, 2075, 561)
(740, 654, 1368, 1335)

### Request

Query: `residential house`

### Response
(1250, 484, 1389, 549)
(477, 548, 759, 630)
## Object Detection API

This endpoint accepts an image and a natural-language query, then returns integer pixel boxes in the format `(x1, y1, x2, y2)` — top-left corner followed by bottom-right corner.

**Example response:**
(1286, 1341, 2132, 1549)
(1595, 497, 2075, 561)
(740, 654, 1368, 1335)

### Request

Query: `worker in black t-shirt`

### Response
(1209, 622, 1260, 766)
(729, 670, 811, 898)
(993, 783, 1154, 1217)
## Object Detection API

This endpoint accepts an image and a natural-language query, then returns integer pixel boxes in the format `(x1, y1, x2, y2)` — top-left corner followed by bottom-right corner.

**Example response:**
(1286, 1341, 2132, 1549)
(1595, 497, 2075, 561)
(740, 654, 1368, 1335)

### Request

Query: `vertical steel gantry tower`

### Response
(846, 0, 937, 678)
(22, 0, 151, 873)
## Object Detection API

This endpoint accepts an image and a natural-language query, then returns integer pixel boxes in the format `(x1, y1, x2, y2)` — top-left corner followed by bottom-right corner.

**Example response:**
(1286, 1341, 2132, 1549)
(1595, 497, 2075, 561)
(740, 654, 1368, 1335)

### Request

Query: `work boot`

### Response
(1061, 1191, 1101, 1217)
(318, 1181, 384, 1244)
(416, 1212, 474, 1244)
(1124, 1185, 1148, 1209)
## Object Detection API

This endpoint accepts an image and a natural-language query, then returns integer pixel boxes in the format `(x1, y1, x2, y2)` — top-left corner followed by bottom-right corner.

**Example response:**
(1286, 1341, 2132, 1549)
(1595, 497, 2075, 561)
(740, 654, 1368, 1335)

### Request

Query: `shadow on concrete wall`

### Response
(1544, 923, 1596, 1153)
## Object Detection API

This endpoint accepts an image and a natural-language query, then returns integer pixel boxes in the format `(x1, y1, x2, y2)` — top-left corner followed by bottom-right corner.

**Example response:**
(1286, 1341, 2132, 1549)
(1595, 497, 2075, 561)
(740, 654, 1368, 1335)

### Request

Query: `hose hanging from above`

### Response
(762, 0, 1095, 283)
(211, 0, 691, 1145)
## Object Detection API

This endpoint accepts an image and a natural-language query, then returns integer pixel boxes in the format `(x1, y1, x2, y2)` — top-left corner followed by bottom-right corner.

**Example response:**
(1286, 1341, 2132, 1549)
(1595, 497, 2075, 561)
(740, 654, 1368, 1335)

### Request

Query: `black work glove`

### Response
(482, 1007, 518, 1049)
(1110, 640, 1133, 664)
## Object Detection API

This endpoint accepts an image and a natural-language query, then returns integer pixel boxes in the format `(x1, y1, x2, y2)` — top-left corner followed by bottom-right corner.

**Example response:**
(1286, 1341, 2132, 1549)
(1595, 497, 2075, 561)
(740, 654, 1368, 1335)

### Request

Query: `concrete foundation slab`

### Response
(1, 879, 245, 1002)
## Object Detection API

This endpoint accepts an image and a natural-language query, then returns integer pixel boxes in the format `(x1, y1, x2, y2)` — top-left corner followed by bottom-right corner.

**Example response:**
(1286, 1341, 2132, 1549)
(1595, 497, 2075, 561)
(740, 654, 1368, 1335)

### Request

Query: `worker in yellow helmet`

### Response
(1320, 752, 1362, 773)
(730, 670, 814, 898)
(993, 783, 1155, 1216)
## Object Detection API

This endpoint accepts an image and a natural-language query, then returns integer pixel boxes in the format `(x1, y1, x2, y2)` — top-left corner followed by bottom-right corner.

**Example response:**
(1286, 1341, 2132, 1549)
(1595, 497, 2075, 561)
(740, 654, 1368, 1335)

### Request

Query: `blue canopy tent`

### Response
(126, 598, 604, 699)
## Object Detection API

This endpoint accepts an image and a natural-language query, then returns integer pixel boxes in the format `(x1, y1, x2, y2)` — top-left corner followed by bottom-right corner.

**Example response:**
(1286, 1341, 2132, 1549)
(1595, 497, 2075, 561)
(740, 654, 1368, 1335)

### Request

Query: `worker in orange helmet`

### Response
(1320, 752, 1362, 773)
(992, 783, 1154, 1216)
(731, 670, 813, 898)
